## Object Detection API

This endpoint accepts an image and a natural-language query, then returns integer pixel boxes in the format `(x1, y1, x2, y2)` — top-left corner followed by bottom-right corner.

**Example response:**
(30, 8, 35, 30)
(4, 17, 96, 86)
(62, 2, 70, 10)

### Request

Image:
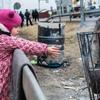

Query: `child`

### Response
(0, 9, 60, 100)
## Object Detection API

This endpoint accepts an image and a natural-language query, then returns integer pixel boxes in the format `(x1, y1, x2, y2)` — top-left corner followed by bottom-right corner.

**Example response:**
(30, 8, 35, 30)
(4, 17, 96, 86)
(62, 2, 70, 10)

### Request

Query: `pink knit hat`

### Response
(0, 9, 22, 32)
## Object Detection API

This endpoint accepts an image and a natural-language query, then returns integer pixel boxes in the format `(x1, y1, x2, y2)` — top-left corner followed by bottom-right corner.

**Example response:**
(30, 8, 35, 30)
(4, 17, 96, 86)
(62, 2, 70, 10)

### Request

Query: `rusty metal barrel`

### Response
(77, 20, 100, 100)
(37, 22, 65, 68)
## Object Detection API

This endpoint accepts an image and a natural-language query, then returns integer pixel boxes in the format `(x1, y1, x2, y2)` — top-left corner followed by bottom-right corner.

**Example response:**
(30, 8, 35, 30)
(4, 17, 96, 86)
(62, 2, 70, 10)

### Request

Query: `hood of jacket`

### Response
(0, 23, 9, 33)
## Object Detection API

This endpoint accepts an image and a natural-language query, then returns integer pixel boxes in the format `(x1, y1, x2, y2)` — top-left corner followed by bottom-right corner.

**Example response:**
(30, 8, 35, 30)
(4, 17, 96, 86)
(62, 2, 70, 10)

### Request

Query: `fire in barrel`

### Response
(37, 22, 65, 68)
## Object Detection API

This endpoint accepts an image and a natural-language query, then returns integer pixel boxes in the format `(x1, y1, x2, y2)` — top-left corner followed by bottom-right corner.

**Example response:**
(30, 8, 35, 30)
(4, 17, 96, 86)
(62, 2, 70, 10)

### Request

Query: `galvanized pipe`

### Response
(47, 9, 100, 21)
(23, 65, 46, 100)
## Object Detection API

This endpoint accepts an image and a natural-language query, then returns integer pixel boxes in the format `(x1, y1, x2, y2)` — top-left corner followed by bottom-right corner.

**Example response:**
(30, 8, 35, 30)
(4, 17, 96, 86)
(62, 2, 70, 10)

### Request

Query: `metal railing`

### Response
(12, 49, 46, 100)
(46, 9, 100, 22)
(23, 65, 46, 100)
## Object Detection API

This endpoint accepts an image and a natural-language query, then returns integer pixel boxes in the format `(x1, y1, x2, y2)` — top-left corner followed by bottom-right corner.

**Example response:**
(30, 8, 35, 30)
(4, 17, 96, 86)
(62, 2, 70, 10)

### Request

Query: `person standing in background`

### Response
(32, 10, 35, 22)
(24, 9, 33, 26)
(34, 9, 39, 22)
(19, 11, 24, 27)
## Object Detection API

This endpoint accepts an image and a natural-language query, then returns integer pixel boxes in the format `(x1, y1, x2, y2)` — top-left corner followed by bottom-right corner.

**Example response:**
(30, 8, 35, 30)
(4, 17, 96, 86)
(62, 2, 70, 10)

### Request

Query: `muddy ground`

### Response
(19, 21, 90, 100)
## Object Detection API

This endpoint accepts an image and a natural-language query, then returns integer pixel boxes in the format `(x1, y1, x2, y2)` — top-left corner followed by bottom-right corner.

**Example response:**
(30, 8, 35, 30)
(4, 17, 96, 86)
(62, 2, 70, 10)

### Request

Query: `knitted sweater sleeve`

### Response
(0, 35, 48, 56)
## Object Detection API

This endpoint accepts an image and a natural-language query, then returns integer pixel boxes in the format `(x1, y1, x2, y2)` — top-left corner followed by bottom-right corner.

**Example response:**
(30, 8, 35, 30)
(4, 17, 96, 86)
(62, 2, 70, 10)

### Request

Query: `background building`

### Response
(72, 0, 100, 9)
(0, 0, 57, 12)
(55, 0, 72, 14)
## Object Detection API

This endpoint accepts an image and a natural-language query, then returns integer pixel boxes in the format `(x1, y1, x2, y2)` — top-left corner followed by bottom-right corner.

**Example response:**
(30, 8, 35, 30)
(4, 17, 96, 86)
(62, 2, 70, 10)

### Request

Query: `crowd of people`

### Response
(19, 9, 39, 27)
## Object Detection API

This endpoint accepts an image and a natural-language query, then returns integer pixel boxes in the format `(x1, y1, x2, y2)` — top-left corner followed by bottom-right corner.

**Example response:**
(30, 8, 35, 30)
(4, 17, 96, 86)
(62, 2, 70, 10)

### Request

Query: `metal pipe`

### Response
(47, 9, 100, 21)
(38, 0, 40, 10)
(1, 0, 4, 8)
(12, 49, 46, 100)
(23, 65, 46, 100)
(80, 0, 85, 25)
(59, 0, 62, 35)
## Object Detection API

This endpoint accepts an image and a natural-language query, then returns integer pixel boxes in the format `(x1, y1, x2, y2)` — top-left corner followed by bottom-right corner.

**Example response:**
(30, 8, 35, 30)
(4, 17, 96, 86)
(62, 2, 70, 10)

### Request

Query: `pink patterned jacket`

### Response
(0, 34, 47, 100)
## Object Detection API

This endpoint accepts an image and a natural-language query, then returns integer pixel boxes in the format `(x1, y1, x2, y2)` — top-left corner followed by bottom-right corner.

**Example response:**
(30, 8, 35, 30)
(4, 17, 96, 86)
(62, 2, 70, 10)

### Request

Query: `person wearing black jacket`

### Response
(34, 9, 39, 22)
(24, 9, 33, 26)
(32, 10, 35, 21)
(19, 11, 24, 27)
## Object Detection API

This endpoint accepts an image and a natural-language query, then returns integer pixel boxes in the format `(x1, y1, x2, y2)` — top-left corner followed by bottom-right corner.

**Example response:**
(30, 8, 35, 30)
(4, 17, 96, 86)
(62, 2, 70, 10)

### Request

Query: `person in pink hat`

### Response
(0, 9, 60, 100)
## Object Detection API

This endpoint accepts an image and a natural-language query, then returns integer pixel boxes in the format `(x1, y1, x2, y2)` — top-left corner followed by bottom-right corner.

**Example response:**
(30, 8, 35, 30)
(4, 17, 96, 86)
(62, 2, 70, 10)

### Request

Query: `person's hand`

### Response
(47, 46, 60, 58)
